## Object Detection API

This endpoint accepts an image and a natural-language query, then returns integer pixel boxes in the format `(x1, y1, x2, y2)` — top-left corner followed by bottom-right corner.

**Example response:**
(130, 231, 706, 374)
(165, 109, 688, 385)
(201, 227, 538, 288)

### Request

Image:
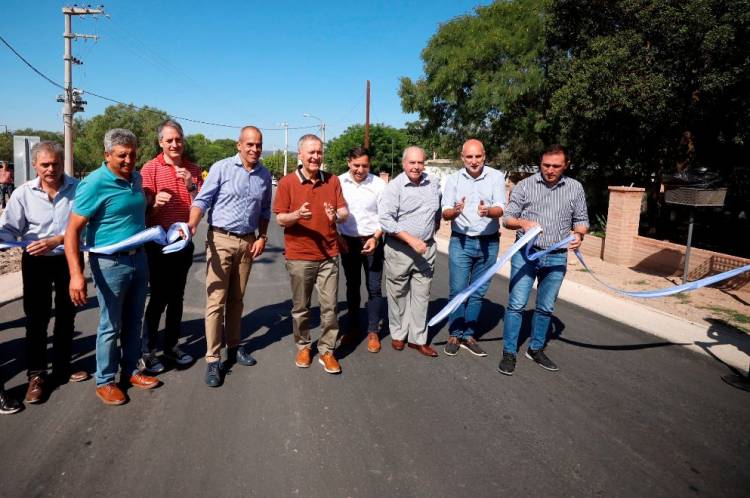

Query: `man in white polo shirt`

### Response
(337, 147, 386, 353)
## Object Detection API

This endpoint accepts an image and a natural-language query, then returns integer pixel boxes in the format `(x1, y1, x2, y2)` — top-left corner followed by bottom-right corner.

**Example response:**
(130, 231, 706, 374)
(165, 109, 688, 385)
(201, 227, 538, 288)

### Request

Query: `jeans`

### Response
(143, 241, 194, 354)
(89, 250, 148, 386)
(340, 235, 385, 332)
(21, 253, 78, 379)
(447, 234, 499, 339)
(502, 249, 567, 355)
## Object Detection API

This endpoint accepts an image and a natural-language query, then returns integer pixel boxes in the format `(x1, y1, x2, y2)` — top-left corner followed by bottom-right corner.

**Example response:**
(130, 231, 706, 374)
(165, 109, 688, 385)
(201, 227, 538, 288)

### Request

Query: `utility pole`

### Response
(364, 80, 371, 150)
(279, 122, 289, 176)
(61, 5, 105, 176)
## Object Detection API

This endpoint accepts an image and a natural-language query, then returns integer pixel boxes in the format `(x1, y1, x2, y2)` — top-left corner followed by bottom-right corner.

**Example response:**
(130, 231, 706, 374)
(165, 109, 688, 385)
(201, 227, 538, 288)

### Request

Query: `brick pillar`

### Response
(602, 186, 645, 265)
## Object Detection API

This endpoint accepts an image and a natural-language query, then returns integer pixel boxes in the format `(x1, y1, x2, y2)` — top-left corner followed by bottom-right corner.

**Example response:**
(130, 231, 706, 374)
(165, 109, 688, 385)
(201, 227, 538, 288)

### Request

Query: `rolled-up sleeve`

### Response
(572, 184, 589, 228)
(378, 182, 399, 234)
(441, 175, 456, 211)
(503, 183, 524, 222)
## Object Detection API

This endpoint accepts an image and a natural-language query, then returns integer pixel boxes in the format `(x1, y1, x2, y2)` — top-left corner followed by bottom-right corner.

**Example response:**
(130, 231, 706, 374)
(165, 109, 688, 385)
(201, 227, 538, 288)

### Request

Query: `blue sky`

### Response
(0, 0, 490, 151)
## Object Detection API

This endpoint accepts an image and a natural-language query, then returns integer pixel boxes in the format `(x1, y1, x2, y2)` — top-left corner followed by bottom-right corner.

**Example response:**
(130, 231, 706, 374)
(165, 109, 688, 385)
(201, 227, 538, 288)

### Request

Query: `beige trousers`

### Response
(204, 230, 255, 362)
(384, 238, 436, 345)
(285, 257, 340, 355)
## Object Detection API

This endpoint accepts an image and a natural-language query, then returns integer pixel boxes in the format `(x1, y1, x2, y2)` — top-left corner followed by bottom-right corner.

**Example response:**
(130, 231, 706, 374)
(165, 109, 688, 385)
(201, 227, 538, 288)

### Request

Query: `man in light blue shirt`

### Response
(441, 139, 505, 357)
(0, 141, 89, 404)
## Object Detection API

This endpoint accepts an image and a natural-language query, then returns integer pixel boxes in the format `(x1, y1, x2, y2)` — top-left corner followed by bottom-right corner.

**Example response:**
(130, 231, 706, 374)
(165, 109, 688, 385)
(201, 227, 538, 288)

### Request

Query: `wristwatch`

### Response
(258, 234, 268, 241)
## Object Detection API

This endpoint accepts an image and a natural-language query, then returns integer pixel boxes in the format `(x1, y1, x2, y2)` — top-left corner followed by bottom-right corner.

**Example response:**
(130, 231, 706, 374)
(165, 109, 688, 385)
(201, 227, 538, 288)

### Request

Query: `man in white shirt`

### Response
(337, 147, 386, 353)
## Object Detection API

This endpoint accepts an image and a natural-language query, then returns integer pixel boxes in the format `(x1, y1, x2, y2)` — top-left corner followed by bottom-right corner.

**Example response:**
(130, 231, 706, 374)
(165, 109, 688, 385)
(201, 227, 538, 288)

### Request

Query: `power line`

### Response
(0, 34, 317, 132)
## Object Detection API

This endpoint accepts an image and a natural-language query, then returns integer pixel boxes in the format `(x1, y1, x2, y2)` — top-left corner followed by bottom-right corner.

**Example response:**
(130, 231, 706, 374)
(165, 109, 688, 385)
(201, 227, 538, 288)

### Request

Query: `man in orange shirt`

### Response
(274, 134, 348, 374)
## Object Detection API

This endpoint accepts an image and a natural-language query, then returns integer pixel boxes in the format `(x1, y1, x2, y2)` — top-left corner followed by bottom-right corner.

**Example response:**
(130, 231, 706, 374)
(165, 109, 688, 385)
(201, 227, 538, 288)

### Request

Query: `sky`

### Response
(0, 0, 491, 151)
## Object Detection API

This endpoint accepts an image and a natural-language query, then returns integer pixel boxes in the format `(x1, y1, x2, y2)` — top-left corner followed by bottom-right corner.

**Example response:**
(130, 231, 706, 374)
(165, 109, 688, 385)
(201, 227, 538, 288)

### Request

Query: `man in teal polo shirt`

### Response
(64, 128, 161, 406)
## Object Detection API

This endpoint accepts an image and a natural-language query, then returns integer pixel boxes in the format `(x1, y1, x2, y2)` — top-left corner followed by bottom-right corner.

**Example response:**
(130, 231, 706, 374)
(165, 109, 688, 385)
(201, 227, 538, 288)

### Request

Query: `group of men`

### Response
(0, 118, 588, 414)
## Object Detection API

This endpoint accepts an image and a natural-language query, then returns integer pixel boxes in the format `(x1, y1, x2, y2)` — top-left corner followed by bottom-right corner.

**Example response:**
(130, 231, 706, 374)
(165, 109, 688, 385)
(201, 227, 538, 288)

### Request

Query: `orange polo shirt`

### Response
(274, 168, 346, 261)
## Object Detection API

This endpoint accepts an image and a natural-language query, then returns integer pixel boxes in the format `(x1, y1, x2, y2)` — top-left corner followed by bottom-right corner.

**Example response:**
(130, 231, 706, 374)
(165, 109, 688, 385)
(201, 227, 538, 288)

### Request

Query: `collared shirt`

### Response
(141, 153, 204, 230)
(504, 172, 589, 249)
(378, 172, 441, 242)
(338, 172, 386, 237)
(0, 174, 78, 255)
(73, 163, 146, 247)
(192, 154, 272, 235)
(441, 166, 506, 236)
(273, 167, 346, 261)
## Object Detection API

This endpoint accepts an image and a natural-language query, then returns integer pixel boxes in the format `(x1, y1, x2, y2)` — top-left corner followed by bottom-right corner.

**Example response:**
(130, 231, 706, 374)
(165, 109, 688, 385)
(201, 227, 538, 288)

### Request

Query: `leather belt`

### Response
(451, 232, 498, 240)
(210, 226, 253, 238)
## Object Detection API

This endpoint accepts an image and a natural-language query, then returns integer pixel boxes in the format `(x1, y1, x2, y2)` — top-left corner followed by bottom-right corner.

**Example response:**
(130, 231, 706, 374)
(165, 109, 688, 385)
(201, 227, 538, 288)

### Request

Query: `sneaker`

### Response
(444, 336, 460, 356)
(318, 352, 341, 374)
(205, 361, 222, 387)
(525, 348, 559, 371)
(460, 337, 487, 357)
(0, 389, 22, 414)
(497, 352, 517, 376)
(236, 346, 257, 366)
(138, 352, 165, 374)
(295, 347, 312, 368)
(164, 346, 193, 366)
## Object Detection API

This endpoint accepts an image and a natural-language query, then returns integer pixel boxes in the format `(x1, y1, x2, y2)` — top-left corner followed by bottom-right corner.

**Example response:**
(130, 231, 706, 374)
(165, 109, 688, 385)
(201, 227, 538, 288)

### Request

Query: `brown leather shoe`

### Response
(367, 332, 381, 353)
(391, 339, 406, 351)
(318, 352, 341, 374)
(25, 375, 45, 403)
(408, 343, 439, 357)
(95, 383, 126, 406)
(69, 370, 90, 383)
(130, 372, 160, 389)
(295, 347, 312, 368)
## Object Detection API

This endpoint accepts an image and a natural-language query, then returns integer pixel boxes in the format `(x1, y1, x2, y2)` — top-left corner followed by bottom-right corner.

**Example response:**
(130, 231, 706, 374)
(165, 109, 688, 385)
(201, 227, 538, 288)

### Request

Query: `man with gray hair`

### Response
(274, 134, 348, 374)
(378, 146, 442, 357)
(65, 128, 161, 406)
(0, 141, 89, 404)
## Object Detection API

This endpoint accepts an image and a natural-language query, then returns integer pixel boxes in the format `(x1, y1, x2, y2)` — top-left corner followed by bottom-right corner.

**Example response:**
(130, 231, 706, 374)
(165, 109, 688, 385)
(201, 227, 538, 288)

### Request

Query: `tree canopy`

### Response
(324, 124, 409, 175)
(262, 150, 298, 179)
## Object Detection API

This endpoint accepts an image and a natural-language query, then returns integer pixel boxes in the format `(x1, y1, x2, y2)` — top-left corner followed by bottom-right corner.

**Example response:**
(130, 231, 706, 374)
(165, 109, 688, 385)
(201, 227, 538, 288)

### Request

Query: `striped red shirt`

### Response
(140, 154, 203, 229)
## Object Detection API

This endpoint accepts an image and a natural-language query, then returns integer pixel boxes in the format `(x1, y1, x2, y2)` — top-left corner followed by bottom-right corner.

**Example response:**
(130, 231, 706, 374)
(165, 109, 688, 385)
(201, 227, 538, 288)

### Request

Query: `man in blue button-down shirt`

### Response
(188, 125, 272, 387)
(0, 141, 89, 404)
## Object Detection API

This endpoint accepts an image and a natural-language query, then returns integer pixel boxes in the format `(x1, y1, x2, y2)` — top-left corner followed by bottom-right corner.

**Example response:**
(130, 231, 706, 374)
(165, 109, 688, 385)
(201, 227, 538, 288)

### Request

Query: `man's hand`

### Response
(69, 272, 87, 307)
(26, 237, 61, 256)
(361, 237, 377, 255)
(297, 201, 312, 220)
(477, 200, 489, 217)
(454, 196, 466, 214)
(153, 191, 172, 208)
(520, 219, 540, 232)
(569, 231, 584, 250)
(175, 166, 192, 188)
(247, 237, 266, 259)
(323, 202, 336, 222)
(409, 238, 428, 255)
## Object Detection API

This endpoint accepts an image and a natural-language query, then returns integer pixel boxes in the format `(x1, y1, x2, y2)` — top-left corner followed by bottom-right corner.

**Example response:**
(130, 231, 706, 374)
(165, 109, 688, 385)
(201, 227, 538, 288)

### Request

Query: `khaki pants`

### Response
(204, 230, 255, 362)
(285, 257, 340, 355)
(384, 238, 436, 345)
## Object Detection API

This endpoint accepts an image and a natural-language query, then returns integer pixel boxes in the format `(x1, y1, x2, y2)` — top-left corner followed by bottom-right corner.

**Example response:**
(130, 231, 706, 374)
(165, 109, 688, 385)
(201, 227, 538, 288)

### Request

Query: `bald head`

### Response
(461, 139, 486, 178)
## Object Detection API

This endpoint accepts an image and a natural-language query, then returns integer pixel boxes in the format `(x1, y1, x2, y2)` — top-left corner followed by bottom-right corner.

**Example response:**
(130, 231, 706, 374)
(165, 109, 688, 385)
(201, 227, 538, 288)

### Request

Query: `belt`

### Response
(532, 246, 567, 255)
(210, 226, 253, 238)
(95, 247, 144, 258)
(343, 234, 376, 242)
(451, 232, 498, 240)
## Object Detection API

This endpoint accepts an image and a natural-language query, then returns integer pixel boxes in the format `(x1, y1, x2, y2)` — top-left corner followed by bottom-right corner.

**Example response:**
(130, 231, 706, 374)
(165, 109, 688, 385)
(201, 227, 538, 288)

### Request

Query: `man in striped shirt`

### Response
(378, 146, 442, 357)
(498, 144, 589, 376)
(138, 120, 203, 374)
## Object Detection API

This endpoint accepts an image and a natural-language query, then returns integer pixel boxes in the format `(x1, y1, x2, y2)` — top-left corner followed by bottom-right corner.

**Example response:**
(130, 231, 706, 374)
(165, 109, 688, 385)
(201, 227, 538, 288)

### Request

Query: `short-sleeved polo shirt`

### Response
(273, 167, 346, 261)
(73, 163, 146, 246)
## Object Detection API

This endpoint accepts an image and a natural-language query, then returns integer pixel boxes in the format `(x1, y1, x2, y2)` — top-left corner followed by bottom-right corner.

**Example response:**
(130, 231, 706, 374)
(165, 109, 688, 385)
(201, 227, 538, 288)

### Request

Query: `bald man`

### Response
(441, 139, 505, 357)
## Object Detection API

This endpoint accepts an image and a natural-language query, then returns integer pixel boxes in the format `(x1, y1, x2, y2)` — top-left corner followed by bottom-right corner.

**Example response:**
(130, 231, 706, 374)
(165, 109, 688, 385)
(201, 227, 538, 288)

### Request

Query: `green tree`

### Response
(184, 134, 236, 168)
(399, 0, 548, 169)
(324, 124, 408, 175)
(0, 128, 64, 164)
(262, 151, 298, 179)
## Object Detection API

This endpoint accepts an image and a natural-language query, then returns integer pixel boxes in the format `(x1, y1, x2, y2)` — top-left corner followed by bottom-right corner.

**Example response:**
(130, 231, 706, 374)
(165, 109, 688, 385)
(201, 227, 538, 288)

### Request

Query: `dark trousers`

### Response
(21, 252, 78, 379)
(143, 240, 194, 353)
(340, 235, 385, 332)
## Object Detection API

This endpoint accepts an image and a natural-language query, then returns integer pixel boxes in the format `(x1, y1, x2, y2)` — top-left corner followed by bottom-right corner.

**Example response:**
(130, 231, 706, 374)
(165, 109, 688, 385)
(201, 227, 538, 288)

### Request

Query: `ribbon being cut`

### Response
(0, 222, 191, 255)
(429, 227, 750, 327)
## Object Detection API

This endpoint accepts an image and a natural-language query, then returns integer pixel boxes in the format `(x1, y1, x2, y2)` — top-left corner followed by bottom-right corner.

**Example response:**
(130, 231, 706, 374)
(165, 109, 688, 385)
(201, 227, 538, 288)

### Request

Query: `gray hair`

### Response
(401, 145, 425, 162)
(31, 141, 64, 165)
(238, 125, 262, 142)
(158, 119, 184, 141)
(103, 128, 138, 152)
(297, 134, 322, 151)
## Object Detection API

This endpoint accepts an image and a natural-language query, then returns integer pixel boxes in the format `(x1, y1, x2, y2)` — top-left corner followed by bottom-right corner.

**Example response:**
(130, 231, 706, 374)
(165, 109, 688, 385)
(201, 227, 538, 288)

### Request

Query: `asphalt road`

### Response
(1, 220, 748, 498)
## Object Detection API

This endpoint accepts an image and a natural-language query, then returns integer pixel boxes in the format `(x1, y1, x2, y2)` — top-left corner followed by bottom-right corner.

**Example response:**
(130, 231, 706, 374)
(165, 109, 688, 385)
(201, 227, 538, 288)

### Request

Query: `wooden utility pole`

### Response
(364, 80, 371, 150)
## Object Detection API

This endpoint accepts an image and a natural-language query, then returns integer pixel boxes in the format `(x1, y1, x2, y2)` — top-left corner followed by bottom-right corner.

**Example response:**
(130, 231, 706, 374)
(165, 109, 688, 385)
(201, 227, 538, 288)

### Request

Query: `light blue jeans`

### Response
(502, 249, 567, 354)
(89, 251, 148, 386)
(448, 234, 499, 339)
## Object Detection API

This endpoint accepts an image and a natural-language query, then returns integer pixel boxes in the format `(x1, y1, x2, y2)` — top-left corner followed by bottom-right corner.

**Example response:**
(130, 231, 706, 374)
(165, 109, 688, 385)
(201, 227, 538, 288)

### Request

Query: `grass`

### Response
(699, 306, 750, 327)
(629, 280, 649, 286)
(672, 292, 691, 304)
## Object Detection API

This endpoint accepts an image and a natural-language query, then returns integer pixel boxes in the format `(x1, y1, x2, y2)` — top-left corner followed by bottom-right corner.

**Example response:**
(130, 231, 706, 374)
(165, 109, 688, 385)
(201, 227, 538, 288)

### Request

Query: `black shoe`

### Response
(444, 336, 460, 356)
(460, 337, 487, 357)
(0, 389, 22, 415)
(525, 348, 559, 371)
(138, 352, 165, 374)
(205, 361, 223, 387)
(497, 352, 517, 376)
(236, 346, 257, 366)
